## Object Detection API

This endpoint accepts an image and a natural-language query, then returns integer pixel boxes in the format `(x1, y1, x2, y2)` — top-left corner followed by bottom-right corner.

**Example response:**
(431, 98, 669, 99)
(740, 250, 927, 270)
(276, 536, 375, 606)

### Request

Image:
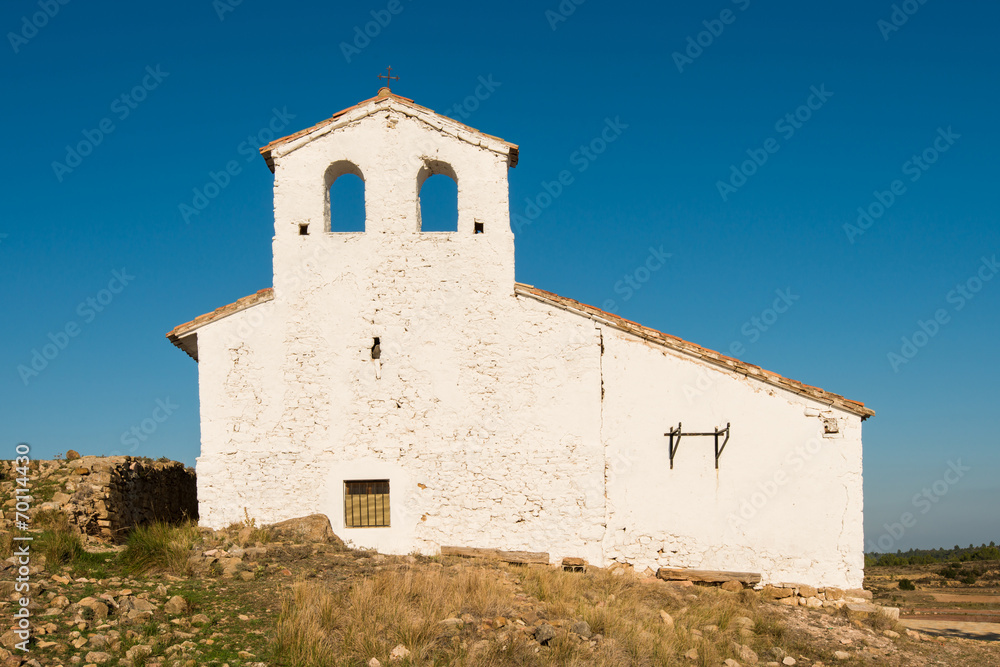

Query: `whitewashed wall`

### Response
(194, 102, 607, 564)
(189, 97, 865, 588)
(599, 327, 864, 589)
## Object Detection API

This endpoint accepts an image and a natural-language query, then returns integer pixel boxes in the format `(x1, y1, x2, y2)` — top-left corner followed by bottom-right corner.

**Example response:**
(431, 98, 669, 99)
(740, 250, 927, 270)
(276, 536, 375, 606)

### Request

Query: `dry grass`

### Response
(0, 530, 13, 560)
(37, 526, 87, 566)
(273, 561, 787, 667)
(26, 511, 118, 578)
(838, 602, 902, 634)
(33, 508, 70, 530)
(222, 508, 274, 547)
(274, 565, 517, 666)
(867, 608, 901, 633)
(117, 520, 201, 575)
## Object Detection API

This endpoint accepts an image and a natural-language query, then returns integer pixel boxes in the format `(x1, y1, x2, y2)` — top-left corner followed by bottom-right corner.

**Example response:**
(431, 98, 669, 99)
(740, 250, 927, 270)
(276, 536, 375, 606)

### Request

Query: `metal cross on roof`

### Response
(378, 66, 399, 90)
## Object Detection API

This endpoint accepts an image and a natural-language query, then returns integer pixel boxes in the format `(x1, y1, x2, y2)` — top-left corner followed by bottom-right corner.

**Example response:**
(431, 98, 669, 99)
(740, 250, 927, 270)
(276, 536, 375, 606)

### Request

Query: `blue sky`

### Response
(2, 0, 997, 552)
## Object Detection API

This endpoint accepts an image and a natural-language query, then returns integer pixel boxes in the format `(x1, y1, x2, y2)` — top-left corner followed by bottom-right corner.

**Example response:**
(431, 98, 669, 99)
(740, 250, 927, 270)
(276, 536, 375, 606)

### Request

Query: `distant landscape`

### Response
(866, 543, 1000, 567)
(864, 543, 1000, 646)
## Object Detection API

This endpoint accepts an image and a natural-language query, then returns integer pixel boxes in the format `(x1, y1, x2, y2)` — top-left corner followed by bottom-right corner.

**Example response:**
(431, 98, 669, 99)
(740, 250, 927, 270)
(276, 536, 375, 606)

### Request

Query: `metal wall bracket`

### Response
(664, 422, 731, 469)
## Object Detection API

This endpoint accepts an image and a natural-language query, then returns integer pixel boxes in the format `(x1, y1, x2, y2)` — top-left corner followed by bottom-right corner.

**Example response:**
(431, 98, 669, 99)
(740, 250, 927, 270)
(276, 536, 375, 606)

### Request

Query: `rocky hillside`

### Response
(2, 512, 999, 666)
(1, 456, 998, 665)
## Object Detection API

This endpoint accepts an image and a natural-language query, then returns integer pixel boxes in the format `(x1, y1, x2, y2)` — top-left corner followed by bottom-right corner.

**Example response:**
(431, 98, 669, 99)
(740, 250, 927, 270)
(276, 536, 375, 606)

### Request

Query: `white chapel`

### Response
(167, 87, 874, 588)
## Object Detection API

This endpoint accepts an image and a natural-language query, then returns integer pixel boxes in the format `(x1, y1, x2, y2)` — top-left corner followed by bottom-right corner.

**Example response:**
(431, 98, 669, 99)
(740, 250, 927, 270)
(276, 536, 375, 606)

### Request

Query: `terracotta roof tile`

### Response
(165, 288, 274, 361)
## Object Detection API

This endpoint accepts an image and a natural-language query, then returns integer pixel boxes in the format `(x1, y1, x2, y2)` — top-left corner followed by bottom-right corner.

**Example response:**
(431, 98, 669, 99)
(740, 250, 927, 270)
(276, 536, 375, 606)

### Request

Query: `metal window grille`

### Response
(344, 479, 390, 528)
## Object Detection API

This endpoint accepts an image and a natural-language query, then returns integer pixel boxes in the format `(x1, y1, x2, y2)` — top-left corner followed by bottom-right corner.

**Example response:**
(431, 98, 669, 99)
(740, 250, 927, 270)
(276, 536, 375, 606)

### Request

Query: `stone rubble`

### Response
(758, 583, 899, 620)
(1, 456, 196, 542)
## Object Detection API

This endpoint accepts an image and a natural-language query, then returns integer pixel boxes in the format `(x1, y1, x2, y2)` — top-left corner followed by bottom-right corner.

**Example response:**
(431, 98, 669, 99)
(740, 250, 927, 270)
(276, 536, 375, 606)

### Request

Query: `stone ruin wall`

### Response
(0, 454, 197, 542)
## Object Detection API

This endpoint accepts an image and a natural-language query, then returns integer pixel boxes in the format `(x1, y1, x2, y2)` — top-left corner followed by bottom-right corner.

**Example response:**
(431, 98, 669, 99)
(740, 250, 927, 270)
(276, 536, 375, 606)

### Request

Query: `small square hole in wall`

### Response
(474, 222, 484, 234)
(299, 224, 309, 236)
(371, 337, 381, 360)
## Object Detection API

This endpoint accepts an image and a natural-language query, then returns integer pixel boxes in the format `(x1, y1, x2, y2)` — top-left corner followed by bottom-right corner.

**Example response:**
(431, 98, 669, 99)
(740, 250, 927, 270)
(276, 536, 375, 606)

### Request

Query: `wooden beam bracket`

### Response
(664, 422, 732, 469)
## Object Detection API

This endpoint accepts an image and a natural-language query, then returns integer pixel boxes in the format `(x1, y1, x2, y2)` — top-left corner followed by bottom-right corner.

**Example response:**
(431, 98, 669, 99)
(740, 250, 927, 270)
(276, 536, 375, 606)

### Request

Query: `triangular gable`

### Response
(258, 89, 519, 172)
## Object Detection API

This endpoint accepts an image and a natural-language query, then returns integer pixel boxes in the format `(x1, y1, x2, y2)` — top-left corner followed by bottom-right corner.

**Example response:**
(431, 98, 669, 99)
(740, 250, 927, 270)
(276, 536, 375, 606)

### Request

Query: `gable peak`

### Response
(258, 90, 519, 172)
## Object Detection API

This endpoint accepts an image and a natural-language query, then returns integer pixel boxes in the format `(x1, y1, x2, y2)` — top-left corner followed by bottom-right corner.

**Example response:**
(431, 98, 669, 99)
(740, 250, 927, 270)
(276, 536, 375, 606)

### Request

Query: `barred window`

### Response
(344, 479, 390, 528)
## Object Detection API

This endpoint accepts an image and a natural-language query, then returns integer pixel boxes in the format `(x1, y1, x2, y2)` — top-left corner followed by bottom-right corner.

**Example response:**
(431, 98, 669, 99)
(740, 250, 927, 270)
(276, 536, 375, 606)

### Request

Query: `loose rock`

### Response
(165, 595, 189, 615)
(570, 620, 592, 638)
(266, 514, 344, 545)
(534, 623, 556, 645)
(389, 644, 410, 662)
(126, 645, 152, 661)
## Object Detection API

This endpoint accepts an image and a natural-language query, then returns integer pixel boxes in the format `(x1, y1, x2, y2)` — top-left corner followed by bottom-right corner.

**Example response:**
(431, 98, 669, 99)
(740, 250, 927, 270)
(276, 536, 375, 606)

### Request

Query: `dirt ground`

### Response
(866, 561, 1000, 644)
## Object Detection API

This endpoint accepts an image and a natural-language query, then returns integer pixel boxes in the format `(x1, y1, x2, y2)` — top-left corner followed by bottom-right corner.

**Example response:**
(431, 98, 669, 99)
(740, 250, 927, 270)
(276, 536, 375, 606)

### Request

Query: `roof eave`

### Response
(167, 330, 199, 362)
(165, 288, 275, 362)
